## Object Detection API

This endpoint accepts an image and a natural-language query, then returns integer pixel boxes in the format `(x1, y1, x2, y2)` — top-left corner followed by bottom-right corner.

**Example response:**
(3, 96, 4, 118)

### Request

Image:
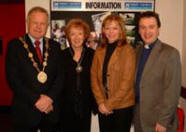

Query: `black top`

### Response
(60, 46, 95, 118)
(102, 41, 117, 98)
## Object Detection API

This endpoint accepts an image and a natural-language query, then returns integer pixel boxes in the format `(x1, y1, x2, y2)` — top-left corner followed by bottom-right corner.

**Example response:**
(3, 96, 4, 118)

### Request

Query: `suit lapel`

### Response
(136, 45, 143, 67)
(141, 40, 162, 80)
(135, 44, 143, 82)
(43, 38, 46, 56)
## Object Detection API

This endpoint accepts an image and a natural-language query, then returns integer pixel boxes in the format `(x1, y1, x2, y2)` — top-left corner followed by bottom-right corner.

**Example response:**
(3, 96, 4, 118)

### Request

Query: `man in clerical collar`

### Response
(133, 11, 181, 132)
(6, 6, 64, 132)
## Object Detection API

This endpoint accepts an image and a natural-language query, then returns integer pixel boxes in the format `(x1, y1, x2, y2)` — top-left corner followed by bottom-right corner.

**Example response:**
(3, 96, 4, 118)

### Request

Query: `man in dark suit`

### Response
(6, 6, 64, 132)
(134, 11, 181, 132)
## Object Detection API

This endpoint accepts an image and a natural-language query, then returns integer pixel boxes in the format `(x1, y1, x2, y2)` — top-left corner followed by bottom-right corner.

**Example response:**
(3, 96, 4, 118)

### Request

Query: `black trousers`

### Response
(98, 106, 133, 132)
(60, 112, 91, 132)
(12, 114, 58, 132)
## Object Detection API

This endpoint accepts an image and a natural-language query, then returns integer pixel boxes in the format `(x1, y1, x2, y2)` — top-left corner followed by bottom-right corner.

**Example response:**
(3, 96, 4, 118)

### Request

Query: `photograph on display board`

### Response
(51, 20, 67, 50)
(120, 13, 135, 25)
(91, 12, 111, 39)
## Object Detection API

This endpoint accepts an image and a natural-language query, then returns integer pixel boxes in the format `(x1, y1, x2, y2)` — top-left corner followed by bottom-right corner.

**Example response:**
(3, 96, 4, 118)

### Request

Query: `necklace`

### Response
(69, 47, 85, 73)
(19, 37, 49, 84)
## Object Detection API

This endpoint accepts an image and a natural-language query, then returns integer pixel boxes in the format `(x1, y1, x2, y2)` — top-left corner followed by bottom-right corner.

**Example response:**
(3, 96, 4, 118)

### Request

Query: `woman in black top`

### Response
(59, 18, 95, 132)
(91, 14, 135, 132)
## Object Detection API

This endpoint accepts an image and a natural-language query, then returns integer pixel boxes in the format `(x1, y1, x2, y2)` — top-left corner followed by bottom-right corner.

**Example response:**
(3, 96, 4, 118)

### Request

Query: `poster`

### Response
(50, 0, 155, 49)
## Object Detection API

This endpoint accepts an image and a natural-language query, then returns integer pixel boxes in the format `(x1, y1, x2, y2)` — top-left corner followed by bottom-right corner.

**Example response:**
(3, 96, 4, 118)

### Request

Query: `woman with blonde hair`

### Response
(91, 14, 136, 132)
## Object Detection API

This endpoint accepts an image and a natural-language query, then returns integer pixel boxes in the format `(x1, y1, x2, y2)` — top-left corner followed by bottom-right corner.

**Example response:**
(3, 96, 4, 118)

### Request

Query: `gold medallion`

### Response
(37, 71, 47, 83)
(19, 37, 49, 84)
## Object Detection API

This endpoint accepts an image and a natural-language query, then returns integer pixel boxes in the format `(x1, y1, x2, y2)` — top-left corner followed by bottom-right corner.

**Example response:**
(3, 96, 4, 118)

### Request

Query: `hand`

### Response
(98, 103, 112, 115)
(35, 94, 53, 113)
(155, 123, 166, 132)
(43, 104, 54, 114)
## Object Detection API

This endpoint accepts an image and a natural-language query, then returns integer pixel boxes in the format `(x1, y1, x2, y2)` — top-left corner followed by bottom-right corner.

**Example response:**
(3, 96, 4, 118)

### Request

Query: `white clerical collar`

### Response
(144, 44, 150, 49)
(143, 39, 158, 50)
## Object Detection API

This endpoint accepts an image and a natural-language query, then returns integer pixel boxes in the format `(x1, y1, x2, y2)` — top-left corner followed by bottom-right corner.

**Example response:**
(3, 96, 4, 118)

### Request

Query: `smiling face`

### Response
(138, 17, 160, 45)
(69, 27, 85, 49)
(103, 20, 121, 43)
(27, 11, 48, 40)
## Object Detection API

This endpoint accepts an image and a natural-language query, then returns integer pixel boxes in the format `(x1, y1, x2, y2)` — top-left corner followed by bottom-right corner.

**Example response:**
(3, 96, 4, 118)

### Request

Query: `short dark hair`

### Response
(138, 11, 161, 28)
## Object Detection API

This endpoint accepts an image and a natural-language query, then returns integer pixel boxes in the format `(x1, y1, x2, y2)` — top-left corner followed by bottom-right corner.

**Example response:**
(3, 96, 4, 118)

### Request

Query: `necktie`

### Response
(35, 40, 42, 63)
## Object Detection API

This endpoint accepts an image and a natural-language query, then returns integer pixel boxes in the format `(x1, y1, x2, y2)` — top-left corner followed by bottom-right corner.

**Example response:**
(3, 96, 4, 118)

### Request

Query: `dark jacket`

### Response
(60, 47, 96, 118)
(134, 40, 181, 131)
(6, 34, 64, 127)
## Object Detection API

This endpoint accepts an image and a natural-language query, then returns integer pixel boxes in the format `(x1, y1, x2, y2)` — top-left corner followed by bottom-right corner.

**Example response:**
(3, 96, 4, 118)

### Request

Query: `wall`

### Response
(180, 0, 186, 131)
(182, 0, 186, 87)
(25, 0, 185, 131)
(156, 0, 183, 58)
(0, 3, 25, 106)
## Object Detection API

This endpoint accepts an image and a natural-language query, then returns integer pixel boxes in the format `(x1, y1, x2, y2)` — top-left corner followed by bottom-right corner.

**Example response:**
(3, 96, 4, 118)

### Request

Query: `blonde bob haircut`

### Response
(100, 14, 127, 48)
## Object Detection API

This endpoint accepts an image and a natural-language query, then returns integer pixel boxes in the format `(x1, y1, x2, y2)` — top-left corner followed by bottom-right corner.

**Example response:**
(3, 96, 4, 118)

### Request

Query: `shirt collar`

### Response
(144, 39, 158, 50)
(28, 34, 43, 47)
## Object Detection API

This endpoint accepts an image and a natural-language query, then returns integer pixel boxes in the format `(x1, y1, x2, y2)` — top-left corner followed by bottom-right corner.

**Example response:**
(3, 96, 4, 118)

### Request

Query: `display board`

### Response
(50, 0, 155, 49)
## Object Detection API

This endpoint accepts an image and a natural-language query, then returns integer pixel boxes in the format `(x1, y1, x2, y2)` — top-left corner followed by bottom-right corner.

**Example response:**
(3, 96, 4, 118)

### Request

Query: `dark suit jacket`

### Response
(6, 34, 64, 127)
(135, 40, 181, 131)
